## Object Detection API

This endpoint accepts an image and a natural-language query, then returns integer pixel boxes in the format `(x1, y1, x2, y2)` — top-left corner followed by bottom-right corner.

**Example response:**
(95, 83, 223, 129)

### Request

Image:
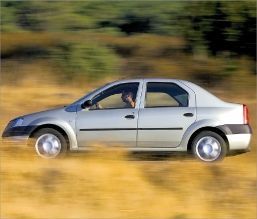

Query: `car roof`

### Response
(112, 78, 186, 83)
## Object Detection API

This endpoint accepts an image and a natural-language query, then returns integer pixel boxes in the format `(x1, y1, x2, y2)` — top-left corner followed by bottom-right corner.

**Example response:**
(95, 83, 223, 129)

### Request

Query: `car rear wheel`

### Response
(32, 128, 67, 158)
(192, 131, 227, 162)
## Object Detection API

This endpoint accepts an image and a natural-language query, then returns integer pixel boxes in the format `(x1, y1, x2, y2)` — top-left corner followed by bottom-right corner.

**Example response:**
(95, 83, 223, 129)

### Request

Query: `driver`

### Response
(121, 90, 136, 108)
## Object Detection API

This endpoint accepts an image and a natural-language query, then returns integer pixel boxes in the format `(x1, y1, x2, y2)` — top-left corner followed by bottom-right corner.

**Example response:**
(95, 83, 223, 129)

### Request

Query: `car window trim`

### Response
(88, 107, 136, 111)
(145, 103, 182, 108)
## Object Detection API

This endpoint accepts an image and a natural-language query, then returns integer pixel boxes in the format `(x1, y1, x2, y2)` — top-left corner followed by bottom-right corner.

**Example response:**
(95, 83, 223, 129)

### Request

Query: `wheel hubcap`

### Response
(195, 136, 221, 161)
(35, 134, 61, 158)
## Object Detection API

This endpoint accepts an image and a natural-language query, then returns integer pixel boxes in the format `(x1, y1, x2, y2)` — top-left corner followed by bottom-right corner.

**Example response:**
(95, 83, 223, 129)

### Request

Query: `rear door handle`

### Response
(183, 113, 194, 117)
(125, 115, 135, 119)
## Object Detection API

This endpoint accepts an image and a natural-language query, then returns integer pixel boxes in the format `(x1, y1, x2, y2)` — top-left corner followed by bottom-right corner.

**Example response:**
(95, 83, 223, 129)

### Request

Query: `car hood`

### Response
(20, 106, 67, 119)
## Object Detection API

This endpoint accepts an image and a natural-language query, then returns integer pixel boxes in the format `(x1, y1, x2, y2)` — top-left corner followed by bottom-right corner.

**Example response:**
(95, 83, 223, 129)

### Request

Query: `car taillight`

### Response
(243, 104, 249, 124)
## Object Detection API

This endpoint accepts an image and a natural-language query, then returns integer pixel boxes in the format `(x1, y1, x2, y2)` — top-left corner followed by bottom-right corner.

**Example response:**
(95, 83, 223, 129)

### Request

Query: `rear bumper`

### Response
(226, 133, 251, 150)
(227, 148, 250, 156)
(217, 124, 252, 151)
(217, 124, 252, 135)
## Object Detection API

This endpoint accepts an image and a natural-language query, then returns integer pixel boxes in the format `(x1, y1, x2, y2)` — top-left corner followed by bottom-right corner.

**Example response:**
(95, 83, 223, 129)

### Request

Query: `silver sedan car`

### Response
(2, 78, 252, 162)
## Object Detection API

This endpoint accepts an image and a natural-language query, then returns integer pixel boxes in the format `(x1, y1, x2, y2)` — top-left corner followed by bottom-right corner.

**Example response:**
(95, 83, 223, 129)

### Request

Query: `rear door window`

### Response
(145, 82, 189, 107)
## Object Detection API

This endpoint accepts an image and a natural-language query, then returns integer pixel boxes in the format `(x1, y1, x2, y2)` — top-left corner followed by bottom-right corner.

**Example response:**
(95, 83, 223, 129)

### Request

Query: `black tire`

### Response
(192, 131, 227, 162)
(31, 128, 68, 158)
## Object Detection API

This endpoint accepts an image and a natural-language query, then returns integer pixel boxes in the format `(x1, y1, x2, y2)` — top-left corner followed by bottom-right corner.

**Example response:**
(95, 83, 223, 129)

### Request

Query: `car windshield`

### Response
(68, 82, 111, 106)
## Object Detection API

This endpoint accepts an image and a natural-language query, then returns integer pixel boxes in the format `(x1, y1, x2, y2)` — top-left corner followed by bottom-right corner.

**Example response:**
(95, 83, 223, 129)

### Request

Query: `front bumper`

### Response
(2, 125, 36, 139)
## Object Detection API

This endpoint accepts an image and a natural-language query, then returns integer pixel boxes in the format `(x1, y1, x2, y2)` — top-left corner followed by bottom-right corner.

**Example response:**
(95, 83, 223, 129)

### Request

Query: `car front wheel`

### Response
(32, 128, 67, 158)
(192, 131, 227, 162)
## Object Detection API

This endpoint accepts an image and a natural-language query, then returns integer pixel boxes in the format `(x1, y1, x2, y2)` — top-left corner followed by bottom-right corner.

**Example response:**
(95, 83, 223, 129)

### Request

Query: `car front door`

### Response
(137, 81, 196, 148)
(76, 82, 142, 148)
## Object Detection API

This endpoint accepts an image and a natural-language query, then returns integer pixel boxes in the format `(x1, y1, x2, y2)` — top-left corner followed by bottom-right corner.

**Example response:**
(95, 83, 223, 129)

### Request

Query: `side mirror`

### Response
(81, 100, 93, 109)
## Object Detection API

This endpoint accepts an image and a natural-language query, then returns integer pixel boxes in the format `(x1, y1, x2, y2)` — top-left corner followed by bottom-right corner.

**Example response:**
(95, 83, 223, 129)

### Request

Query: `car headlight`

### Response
(9, 118, 24, 128)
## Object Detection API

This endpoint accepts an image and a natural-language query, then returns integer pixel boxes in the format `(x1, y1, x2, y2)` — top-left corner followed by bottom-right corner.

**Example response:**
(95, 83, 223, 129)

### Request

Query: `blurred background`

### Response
(1, 1, 256, 219)
(1, 1, 256, 87)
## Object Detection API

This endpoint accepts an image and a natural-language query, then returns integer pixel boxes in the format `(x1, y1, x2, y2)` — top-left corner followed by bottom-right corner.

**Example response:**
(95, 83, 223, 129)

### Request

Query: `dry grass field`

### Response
(0, 75, 256, 219)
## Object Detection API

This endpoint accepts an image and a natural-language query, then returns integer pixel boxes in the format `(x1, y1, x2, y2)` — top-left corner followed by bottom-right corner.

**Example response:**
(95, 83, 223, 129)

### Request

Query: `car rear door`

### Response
(137, 80, 196, 148)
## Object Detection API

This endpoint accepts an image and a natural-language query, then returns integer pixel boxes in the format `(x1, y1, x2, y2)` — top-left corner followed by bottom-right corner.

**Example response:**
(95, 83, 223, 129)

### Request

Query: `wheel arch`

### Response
(29, 124, 70, 148)
(187, 126, 229, 152)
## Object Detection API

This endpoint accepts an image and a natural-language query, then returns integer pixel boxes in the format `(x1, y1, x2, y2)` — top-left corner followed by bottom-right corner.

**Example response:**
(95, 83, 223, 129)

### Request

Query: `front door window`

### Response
(90, 83, 139, 110)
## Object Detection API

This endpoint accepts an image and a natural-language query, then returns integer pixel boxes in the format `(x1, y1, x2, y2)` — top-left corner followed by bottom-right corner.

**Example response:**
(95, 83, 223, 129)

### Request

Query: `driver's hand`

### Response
(95, 103, 102, 109)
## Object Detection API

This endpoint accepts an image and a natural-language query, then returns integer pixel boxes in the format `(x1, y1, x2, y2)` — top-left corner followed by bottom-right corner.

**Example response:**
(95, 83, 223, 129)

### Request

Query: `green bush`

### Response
(51, 42, 120, 80)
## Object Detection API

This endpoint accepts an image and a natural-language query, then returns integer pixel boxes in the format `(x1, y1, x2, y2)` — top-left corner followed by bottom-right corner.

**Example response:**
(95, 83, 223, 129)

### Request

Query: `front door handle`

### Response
(125, 115, 135, 119)
(183, 113, 194, 117)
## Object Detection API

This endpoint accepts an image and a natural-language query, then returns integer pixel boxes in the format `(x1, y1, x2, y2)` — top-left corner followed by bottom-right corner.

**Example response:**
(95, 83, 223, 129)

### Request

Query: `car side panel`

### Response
(196, 105, 244, 124)
(178, 119, 222, 150)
